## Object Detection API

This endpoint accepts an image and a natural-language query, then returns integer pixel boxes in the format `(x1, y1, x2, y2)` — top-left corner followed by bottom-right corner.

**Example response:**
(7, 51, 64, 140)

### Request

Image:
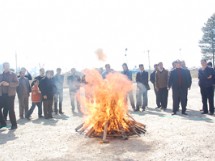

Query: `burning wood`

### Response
(76, 69, 146, 142)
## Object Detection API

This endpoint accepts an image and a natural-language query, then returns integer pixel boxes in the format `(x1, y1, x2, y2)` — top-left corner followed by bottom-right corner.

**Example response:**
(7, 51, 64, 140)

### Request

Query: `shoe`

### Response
(26, 116, 31, 120)
(134, 108, 139, 112)
(172, 112, 176, 115)
(161, 108, 166, 111)
(201, 112, 208, 114)
(209, 113, 214, 115)
(182, 112, 188, 115)
(39, 115, 44, 118)
(59, 111, 64, 114)
(10, 125, 17, 130)
(0, 124, 7, 129)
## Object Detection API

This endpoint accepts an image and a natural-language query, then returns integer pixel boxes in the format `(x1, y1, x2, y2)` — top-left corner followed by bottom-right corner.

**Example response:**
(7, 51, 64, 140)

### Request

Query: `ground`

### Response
(1, 78, 215, 161)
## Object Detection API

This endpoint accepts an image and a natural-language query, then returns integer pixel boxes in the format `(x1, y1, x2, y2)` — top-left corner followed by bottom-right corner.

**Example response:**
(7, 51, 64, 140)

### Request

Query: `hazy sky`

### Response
(0, 0, 215, 72)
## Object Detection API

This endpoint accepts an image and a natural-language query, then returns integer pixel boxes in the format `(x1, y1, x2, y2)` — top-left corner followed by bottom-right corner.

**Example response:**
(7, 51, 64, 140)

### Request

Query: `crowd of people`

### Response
(0, 58, 214, 130)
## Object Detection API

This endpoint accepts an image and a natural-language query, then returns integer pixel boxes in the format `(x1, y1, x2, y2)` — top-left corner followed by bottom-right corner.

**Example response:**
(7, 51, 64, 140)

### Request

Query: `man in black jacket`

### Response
(168, 60, 191, 115)
(150, 64, 161, 108)
(198, 59, 214, 115)
(39, 70, 56, 119)
(136, 64, 150, 111)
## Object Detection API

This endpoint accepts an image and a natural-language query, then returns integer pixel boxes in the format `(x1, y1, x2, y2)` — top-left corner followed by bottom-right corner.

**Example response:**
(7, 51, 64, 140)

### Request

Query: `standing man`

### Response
(53, 68, 64, 114)
(181, 60, 192, 108)
(198, 59, 214, 115)
(155, 62, 169, 110)
(136, 64, 150, 111)
(102, 64, 114, 79)
(32, 68, 45, 86)
(16, 70, 31, 119)
(0, 62, 18, 129)
(31, 68, 45, 118)
(39, 70, 55, 119)
(150, 64, 161, 108)
(168, 60, 190, 115)
(122, 63, 135, 111)
(17, 67, 32, 80)
(67, 68, 82, 114)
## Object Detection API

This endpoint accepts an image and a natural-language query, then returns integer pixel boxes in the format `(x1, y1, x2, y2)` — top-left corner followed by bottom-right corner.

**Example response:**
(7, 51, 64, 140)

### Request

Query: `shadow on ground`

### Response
(0, 130, 18, 145)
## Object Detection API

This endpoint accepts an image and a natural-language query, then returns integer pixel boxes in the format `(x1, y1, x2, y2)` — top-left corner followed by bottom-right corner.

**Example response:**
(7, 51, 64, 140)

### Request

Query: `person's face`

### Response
(201, 61, 207, 68)
(158, 63, 163, 69)
(105, 65, 110, 71)
(122, 65, 127, 71)
(56, 69, 61, 75)
(3, 63, 10, 72)
(40, 68, 45, 76)
(34, 80, 39, 86)
(176, 62, 181, 68)
(71, 69, 76, 74)
(20, 72, 25, 77)
(139, 66, 144, 71)
(50, 71, 54, 77)
(46, 72, 52, 79)
(21, 68, 26, 73)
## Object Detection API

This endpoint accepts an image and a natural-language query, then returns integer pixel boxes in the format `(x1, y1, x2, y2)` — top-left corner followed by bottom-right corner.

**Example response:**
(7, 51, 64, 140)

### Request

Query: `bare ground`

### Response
(1, 78, 215, 161)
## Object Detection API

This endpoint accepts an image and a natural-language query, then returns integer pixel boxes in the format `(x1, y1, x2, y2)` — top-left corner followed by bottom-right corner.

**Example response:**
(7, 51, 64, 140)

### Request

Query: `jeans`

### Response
(26, 102, 42, 118)
(136, 83, 148, 110)
(54, 91, 63, 113)
(69, 90, 81, 112)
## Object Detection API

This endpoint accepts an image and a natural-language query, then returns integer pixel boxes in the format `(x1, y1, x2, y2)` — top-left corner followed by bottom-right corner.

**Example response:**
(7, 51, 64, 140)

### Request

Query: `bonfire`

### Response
(76, 69, 146, 143)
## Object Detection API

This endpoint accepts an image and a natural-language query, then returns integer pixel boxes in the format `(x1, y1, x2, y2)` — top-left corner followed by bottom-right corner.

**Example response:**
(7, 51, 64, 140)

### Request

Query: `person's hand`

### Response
(2, 81, 9, 86)
(208, 75, 212, 79)
(43, 95, 47, 99)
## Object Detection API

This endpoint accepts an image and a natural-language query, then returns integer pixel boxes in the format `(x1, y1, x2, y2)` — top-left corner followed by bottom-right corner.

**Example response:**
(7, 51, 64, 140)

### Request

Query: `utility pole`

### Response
(15, 51, 18, 74)
(147, 50, 151, 74)
(125, 48, 128, 63)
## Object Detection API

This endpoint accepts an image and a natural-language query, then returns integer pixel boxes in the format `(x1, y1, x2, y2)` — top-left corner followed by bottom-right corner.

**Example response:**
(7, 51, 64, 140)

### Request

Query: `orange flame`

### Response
(80, 69, 133, 133)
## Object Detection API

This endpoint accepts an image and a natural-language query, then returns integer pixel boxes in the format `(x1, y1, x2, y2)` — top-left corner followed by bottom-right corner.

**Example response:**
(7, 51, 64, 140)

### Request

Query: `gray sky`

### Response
(0, 0, 215, 72)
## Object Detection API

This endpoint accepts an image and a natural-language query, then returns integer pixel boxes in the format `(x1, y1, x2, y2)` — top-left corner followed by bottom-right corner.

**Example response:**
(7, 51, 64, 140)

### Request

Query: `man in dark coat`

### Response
(136, 64, 150, 111)
(168, 60, 190, 115)
(39, 70, 56, 119)
(198, 59, 214, 115)
(150, 64, 161, 108)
